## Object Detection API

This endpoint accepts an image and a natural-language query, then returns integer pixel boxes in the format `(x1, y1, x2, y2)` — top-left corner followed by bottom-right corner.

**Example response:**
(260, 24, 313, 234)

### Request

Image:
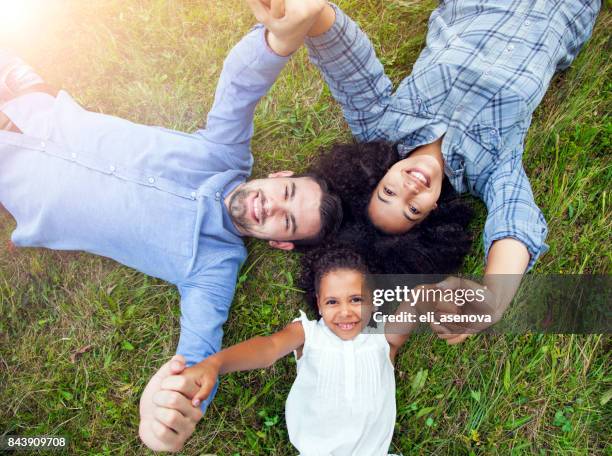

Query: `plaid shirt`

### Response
(306, 1, 600, 270)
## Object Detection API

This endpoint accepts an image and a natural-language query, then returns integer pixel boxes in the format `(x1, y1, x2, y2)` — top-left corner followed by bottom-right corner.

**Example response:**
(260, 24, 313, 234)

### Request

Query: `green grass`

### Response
(0, 0, 610, 454)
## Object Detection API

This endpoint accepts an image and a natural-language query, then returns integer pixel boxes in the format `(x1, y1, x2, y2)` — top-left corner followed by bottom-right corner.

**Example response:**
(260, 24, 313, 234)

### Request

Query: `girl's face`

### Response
(367, 143, 444, 234)
(317, 269, 372, 341)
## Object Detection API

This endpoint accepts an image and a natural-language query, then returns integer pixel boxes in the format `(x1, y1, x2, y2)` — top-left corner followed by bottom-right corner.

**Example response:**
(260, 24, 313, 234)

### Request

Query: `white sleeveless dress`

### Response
(285, 311, 396, 456)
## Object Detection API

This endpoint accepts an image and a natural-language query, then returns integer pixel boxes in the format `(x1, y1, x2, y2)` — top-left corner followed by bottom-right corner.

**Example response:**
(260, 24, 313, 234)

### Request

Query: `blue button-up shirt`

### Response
(0, 25, 288, 407)
(306, 1, 600, 269)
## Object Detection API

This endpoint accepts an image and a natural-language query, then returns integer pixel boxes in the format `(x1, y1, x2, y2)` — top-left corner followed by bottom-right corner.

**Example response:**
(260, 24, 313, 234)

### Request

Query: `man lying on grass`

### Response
(0, 2, 474, 449)
(0, 0, 343, 451)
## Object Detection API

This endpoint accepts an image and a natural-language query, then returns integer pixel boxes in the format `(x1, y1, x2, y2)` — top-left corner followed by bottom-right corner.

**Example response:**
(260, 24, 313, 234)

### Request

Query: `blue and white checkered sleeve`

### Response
(304, 4, 393, 142)
(482, 151, 549, 271)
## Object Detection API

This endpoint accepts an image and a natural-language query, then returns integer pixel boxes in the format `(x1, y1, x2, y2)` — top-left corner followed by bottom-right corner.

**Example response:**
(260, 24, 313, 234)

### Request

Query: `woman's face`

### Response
(367, 147, 444, 234)
(317, 269, 372, 341)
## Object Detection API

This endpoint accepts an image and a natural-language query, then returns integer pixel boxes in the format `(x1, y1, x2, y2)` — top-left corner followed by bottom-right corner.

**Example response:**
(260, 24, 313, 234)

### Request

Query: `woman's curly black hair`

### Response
(305, 141, 474, 275)
(299, 245, 369, 319)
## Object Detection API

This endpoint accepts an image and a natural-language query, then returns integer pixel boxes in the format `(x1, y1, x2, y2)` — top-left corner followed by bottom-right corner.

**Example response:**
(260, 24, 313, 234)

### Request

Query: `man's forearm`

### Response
(204, 24, 289, 144)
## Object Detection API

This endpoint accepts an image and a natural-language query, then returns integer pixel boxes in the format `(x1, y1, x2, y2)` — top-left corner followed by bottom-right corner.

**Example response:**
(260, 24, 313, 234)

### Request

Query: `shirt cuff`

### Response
(253, 23, 295, 61)
(484, 223, 549, 271)
(304, 3, 352, 60)
(0, 91, 56, 138)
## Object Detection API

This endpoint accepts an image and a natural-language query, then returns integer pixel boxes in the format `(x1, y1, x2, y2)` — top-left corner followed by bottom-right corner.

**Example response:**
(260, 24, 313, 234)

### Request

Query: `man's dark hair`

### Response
(308, 141, 474, 273)
(291, 173, 343, 248)
(299, 246, 369, 319)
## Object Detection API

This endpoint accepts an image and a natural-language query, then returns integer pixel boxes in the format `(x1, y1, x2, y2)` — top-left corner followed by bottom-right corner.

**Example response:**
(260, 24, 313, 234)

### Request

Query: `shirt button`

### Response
(456, 105, 463, 112)
(490, 128, 497, 135)
(148, 177, 155, 184)
(190, 191, 196, 199)
(215, 191, 221, 200)
(525, 20, 531, 26)
(40, 141, 46, 148)
(416, 98, 422, 104)
(109, 165, 116, 173)
(70, 152, 77, 159)
(507, 45, 514, 52)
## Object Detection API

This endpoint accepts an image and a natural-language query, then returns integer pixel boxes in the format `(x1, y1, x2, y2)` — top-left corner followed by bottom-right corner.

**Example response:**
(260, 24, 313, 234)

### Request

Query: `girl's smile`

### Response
(317, 269, 372, 340)
(334, 321, 359, 331)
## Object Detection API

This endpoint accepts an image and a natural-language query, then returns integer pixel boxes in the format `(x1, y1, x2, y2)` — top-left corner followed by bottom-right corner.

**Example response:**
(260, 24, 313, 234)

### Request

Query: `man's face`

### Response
(225, 171, 322, 249)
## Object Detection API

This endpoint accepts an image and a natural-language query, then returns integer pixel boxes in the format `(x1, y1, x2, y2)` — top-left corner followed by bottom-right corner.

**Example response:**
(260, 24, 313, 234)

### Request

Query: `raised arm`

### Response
(187, 321, 305, 406)
(202, 0, 328, 144)
(196, 22, 290, 167)
(305, 4, 394, 142)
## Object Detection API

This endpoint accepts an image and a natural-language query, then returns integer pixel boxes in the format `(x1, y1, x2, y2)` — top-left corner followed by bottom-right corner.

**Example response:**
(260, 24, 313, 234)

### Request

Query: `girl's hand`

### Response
(183, 359, 221, 407)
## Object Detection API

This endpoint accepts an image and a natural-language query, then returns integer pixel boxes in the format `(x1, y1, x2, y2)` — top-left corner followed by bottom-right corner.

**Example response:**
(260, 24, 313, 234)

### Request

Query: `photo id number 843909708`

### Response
(1, 436, 68, 451)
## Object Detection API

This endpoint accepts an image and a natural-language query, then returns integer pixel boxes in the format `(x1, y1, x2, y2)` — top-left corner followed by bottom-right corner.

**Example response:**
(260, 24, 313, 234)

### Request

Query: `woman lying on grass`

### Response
(255, 0, 601, 340)
(181, 247, 419, 456)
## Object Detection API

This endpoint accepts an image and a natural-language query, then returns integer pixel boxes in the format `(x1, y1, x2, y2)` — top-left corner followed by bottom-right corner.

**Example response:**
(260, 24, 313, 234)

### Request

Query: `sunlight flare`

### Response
(0, 0, 47, 36)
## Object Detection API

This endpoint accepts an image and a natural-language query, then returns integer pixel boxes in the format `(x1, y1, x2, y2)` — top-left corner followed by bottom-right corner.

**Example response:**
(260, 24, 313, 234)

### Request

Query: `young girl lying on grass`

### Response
(181, 247, 418, 455)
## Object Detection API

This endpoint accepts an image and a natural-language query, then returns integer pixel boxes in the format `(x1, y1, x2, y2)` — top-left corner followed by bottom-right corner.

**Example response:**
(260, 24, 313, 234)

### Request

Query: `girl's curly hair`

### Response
(305, 141, 474, 274)
(299, 245, 369, 319)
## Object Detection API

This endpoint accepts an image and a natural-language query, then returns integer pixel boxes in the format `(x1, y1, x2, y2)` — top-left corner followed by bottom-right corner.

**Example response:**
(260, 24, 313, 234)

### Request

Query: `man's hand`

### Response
(139, 355, 203, 452)
(246, 0, 327, 56)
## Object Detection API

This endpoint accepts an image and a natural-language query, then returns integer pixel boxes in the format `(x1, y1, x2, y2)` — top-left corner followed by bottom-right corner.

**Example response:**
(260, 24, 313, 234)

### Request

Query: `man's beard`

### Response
(228, 187, 254, 233)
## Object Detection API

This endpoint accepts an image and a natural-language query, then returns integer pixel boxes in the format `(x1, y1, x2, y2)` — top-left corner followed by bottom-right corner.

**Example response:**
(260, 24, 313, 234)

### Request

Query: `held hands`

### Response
(139, 355, 203, 452)
(246, 0, 327, 56)
(180, 358, 221, 408)
(426, 277, 501, 345)
(429, 240, 528, 344)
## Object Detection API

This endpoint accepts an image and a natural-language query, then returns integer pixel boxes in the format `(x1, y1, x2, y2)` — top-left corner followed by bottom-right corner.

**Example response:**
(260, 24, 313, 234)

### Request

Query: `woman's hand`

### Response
(246, 0, 327, 56)
(429, 239, 529, 343)
(182, 358, 222, 407)
(428, 277, 500, 344)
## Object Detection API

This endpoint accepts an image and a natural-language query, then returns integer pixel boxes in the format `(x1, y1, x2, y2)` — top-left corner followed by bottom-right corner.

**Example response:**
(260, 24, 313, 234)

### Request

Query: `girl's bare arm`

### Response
(185, 321, 305, 405)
